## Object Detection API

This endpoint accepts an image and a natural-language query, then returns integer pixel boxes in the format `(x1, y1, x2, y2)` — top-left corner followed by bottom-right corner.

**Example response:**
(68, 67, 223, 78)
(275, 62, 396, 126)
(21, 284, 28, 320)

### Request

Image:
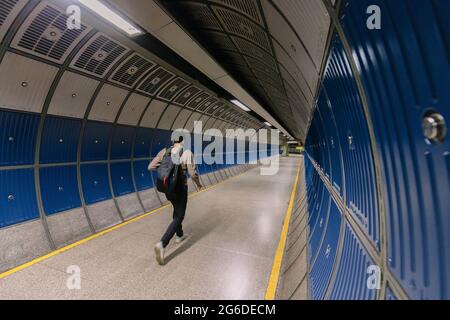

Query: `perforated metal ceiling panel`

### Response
(109, 53, 156, 88)
(172, 85, 202, 107)
(157, 77, 190, 102)
(196, 97, 218, 113)
(0, 52, 58, 113)
(87, 84, 128, 122)
(70, 33, 129, 78)
(11, 1, 91, 64)
(0, 0, 27, 43)
(117, 93, 151, 126)
(137, 66, 174, 96)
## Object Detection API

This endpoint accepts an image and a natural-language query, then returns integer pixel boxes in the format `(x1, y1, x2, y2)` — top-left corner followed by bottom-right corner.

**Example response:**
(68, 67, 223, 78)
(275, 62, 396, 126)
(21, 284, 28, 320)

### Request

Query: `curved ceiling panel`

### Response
(157, 104, 181, 130)
(0, 52, 58, 113)
(159, 0, 332, 141)
(87, 84, 128, 122)
(48, 71, 100, 119)
(140, 99, 168, 128)
(117, 93, 151, 126)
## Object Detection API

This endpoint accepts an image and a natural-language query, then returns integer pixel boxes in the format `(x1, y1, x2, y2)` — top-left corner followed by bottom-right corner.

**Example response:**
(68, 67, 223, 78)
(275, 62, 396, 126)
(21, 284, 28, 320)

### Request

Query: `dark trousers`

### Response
(161, 185, 188, 248)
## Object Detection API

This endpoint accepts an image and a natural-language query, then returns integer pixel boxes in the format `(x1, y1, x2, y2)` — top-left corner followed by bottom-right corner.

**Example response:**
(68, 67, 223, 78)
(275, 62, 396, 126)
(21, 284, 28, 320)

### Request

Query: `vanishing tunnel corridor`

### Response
(0, 0, 449, 301)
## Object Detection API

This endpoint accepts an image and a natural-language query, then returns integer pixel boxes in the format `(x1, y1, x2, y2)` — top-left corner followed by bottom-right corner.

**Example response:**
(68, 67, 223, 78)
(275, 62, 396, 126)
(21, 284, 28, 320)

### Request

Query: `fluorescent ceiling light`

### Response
(264, 122, 273, 127)
(77, 0, 143, 36)
(231, 99, 251, 112)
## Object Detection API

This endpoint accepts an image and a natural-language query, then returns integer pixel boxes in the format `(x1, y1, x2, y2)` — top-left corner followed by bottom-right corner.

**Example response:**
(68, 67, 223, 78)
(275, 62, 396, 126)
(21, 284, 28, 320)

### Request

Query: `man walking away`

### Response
(148, 136, 203, 265)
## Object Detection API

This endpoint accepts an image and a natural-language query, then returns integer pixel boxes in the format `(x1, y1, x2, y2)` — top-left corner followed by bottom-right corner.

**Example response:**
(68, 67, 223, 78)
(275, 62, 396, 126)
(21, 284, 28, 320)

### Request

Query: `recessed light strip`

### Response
(77, 0, 143, 36)
(230, 99, 251, 112)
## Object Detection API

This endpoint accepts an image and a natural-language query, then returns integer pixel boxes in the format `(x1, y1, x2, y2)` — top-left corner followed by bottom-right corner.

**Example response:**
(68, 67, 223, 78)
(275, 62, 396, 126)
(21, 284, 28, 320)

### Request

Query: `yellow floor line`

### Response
(0, 167, 251, 281)
(265, 163, 301, 300)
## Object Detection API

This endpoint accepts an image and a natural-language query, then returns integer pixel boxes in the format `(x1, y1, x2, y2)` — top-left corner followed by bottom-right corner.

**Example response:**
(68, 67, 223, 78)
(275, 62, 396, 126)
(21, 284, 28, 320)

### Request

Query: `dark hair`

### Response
(173, 135, 184, 144)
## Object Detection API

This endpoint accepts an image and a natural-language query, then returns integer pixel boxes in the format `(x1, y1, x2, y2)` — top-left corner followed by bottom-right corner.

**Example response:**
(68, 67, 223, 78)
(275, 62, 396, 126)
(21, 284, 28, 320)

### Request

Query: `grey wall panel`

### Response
(87, 200, 122, 232)
(48, 71, 100, 118)
(46, 208, 92, 248)
(117, 93, 150, 126)
(207, 173, 218, 185)
(199, 174, 211, 187)
(156, 190, 168, 204)
(116, 193, 143, 220)
(0, 220, 51, 273)
(171, 108, 192, 130)
(139, 188, 161, 211)
(0, 52, 58, 113)
(140, 99, 168, 128)
(185, 112, 203, 132)
(88, 84, 129, 122)
(280, 248, 308, 299)
(157, 104, 181, 130)
(187, 179, 198, 193)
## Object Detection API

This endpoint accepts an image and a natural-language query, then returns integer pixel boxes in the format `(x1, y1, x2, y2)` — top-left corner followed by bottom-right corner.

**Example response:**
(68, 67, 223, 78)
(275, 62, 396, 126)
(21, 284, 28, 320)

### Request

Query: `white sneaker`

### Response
(154, 242, 165, 265)
(175, 234, 188, 244)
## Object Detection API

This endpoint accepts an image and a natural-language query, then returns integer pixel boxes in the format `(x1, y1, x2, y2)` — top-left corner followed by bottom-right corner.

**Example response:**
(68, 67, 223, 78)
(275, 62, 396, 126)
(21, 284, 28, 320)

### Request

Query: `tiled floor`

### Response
(0, 158, 301, 300)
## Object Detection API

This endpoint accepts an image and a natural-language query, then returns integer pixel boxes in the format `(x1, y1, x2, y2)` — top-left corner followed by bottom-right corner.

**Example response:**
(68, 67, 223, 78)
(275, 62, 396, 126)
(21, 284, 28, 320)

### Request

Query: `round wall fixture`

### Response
(422, 111, 447, 144)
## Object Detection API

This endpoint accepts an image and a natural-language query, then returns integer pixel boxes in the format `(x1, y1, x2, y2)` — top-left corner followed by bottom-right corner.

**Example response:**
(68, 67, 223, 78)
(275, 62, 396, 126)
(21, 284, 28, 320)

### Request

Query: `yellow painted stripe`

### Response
(265, 163, 301, 300)
(0, 167, 249, 280)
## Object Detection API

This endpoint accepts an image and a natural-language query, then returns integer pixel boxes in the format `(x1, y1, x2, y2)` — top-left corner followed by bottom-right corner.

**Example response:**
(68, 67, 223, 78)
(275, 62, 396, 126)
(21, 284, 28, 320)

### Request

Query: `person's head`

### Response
(172, 135, 184, 145)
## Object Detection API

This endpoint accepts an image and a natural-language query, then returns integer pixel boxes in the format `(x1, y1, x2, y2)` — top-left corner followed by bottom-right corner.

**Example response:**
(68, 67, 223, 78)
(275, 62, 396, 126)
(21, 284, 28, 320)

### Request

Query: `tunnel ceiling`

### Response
(158, 0, 333, 141)
(0, 0, 268, 137)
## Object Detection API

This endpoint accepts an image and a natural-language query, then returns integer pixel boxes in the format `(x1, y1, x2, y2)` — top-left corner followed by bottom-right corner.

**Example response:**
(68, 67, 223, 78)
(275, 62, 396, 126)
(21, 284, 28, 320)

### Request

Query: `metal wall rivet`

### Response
(8, 136, 14, 142)
(422, 111, 447, 144)
(21, 81, 28, 87)
(7, 195, 15, 201)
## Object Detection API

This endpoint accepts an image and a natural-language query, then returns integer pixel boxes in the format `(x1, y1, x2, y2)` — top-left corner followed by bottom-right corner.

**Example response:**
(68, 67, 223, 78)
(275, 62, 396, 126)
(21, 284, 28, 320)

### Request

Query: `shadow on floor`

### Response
(163, 223, 218, 265)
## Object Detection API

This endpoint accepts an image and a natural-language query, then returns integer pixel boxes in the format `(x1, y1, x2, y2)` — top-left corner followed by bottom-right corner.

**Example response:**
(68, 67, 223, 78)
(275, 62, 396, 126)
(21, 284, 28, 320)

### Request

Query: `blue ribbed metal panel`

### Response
(151, 129, 172, 157)
(39, 166, 81, 215)
(341, 0, 450, 299)
(80, 163, 111, 205)
(134, 128, 154, 158)
(322, 35, 380, 249)
(0, 169, 39, 228)
(0, 110, 40, 166)
(330, 223, 377, 300)
(40, 116, 81, 164)
(134, 160, 154, 191)
(110, 162, 134, 196)
(317, 89, 343, 196)
(385, 286, 397, 300)
(82, 121, 113, 161)
(111, 126, 135, 160)
(309, 182, 331, 263)
(310, 199, 343, 300)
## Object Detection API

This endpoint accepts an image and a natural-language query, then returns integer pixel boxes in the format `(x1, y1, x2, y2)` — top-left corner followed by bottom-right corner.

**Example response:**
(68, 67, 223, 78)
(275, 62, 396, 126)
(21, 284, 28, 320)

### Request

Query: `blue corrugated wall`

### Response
(0, 113, 274, 226)
(305, 0, 449, 300)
